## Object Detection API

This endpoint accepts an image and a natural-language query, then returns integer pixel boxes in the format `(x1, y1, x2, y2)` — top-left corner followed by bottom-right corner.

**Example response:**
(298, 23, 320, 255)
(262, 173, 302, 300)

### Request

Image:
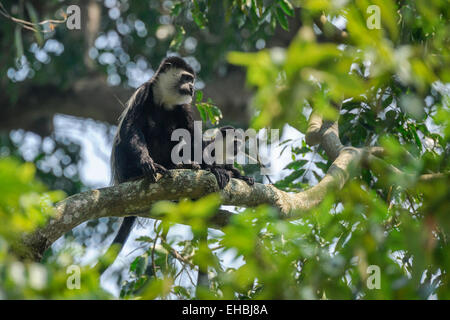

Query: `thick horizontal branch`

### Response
(0, 76, 131, 136)
(21, 96, 359, 261)
(364, 154, 448, 189)
(0, 70, 251, 136)
(314, 14, 349, 44)
(22, 146, 362, 261)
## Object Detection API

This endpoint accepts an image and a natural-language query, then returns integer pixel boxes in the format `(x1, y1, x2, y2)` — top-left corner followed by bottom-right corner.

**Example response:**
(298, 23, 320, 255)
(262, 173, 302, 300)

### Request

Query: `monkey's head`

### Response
(152, 56, 195, 109)
(203, 126, 243, 164)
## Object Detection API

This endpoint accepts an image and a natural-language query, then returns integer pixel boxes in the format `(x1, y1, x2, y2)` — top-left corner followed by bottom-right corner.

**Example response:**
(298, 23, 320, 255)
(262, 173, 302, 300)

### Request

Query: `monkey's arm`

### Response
(128, 127, 167, 182)
(206, 166, 232, 189)
(201, 163, 254, 189)
(225, 164, 255, 186)
(227, 165, 255, 185)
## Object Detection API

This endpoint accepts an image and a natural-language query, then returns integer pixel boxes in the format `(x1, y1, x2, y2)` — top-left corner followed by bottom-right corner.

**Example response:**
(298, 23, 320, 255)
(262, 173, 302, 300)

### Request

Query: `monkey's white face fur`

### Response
(153, 68, 194, 109)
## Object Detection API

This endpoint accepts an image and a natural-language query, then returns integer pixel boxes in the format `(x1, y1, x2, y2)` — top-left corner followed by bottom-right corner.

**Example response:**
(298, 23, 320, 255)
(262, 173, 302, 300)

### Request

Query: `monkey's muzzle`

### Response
(179, 82, 194, 96)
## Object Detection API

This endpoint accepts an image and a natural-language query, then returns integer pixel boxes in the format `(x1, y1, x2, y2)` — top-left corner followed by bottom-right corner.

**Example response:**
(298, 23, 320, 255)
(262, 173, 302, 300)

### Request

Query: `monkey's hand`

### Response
(142, 161, 168, 182)
(208, 167, 231, 189)
(228, 166, 255, 186)
(141, 160, 158, 183)
(154, 163, 168, 175)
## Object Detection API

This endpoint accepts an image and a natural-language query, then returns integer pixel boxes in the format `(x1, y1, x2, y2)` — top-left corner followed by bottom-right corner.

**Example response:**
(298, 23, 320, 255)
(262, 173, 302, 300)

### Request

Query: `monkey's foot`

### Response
(141, 161, 158, 182)
(154, 163, 168, 175)
(142, 162, 168, 183)
(208, 167, 231, 189)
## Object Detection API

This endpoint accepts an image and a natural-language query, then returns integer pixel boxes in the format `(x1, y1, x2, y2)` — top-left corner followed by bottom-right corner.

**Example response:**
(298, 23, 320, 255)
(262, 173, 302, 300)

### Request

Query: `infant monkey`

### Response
(202, 125, 255, 188)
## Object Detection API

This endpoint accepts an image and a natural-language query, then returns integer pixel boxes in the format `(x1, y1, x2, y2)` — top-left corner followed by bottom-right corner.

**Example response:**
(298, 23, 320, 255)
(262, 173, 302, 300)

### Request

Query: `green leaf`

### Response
(196, 90, 203, 103)
(274, 169, 305, 187)
(130, 255, 148, 277)
(169, 26, 185, 51)
(292, 146, 311, 155)
(196, 101, 223, 125)
(192, 1, 207, 29)
(279, 0, 294, 17)
(173, 285, 190, 298)
(284, 159, 308, 170)
(382, 95, 394, 109)
(196, 103, 207, 122)
(171, 2, 183, 17)
(274, 7, 289, 30)
(135, 236, 153, 243)
(408, 123, 423, 150)
(315, 162, 329, 173)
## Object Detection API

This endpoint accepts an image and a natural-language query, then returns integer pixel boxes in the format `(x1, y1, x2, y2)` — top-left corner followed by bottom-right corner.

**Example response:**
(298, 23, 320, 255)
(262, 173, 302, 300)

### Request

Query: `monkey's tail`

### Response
(99, 216, 136, 275)
(109, 148, 136, 252)
(111, 216, 136, 248)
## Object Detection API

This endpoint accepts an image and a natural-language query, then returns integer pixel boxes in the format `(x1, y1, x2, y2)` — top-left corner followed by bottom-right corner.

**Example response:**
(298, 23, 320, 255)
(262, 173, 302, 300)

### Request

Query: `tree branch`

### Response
(20, 96, 442, 264)
(19, 96, 365, 261)
(22, 142, 365, 261)
(313, 14, 349, 44)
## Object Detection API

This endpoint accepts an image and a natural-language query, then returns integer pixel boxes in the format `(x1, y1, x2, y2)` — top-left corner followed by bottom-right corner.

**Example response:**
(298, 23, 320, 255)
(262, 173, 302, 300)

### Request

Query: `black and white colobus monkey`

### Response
(203, 125, 255, 187)
(110, 56, 252, 251)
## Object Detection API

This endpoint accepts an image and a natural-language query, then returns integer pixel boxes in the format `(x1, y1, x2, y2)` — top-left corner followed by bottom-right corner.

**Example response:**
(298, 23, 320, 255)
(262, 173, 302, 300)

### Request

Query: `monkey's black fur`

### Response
(110, 57, 198, 249)
(110, 57, 252, 252)
(111, 57, 195, 185)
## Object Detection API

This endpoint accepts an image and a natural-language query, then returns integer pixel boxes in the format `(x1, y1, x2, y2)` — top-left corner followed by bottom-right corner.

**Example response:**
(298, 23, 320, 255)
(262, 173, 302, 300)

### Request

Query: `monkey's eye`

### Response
(181, 74, 194, 82)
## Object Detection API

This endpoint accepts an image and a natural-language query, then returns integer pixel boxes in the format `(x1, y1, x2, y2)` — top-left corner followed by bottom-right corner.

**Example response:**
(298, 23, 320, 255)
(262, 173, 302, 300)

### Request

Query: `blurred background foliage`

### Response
(0, 0, 449, 299)
(0, 158, 110, 298)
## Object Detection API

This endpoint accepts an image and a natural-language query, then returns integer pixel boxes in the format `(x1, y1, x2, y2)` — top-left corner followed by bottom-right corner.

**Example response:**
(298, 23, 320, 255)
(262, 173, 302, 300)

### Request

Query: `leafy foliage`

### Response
(0, 158, 110, 299)
(0, 0, 449, 300)
(117, 0, 450, 300)
(1, 131, 84, 196)
(195, 90, 223, 125)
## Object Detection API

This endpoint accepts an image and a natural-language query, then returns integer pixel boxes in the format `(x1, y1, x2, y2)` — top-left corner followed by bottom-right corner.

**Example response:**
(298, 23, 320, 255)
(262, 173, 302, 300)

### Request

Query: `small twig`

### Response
(174, 262, 189, 282)
(161, 238, 195, 268)
(314, 13, 348, 43)
(386, 185, 394, 210)
(405, 192, 418, 215)
(210, 245, 225, 251)
(151, 220, 161, 278)
(185, 267, 197, 287)
(0, 1, 67, 33)
(112, 92, 127, 109)
(125, 244, 148, 257)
